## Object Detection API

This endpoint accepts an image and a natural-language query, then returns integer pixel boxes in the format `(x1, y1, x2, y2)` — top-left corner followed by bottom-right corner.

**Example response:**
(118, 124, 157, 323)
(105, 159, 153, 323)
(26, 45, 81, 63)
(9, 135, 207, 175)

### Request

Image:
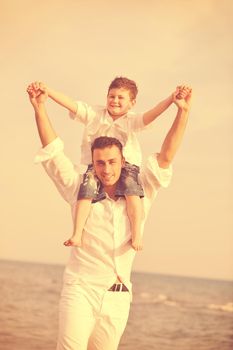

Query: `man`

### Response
(27, 84, 192, 350)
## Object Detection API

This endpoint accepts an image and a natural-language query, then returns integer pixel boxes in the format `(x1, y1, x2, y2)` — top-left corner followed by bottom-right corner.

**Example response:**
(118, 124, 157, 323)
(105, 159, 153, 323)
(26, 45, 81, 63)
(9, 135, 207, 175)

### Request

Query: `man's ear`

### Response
(92, 162, 96, 175)
(122, 157, 126, 167)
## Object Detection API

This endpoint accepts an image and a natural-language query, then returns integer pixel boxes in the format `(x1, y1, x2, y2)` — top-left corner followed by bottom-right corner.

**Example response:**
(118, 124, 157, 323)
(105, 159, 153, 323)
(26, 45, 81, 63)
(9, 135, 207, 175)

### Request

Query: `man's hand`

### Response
(27, 82, 48, 109)
(27, 81, 57, 146)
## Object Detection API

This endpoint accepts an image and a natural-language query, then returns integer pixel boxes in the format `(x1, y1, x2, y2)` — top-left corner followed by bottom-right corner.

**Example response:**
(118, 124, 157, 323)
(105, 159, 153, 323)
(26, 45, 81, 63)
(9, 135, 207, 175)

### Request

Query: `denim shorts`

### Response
(77, 164, 106, 203)
(77, 162, 144, 203)
(115, 162, 144, 198)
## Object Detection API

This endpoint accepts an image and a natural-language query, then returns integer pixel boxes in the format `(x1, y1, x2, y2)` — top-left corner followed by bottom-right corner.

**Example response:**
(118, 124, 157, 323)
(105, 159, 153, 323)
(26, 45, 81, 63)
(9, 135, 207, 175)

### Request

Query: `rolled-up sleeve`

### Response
(34, 137, 80, 204)
(127, 113, 145, 131)
(141, 154, 172, 203)
(34, 137, 64, 163)
(128, 113, 155, 132)
(69, 101, 96, 125)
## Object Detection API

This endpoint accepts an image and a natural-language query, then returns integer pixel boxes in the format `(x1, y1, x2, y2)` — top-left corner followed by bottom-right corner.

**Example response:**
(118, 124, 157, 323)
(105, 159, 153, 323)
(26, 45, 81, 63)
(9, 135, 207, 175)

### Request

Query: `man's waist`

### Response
(108, 283, 129, 292)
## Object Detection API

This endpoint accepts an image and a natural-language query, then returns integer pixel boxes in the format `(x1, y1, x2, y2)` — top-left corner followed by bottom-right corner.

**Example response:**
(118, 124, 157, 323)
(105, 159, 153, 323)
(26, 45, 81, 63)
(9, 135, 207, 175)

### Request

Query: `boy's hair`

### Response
(108, 77, 138, 100)
(91, 136, 123, 158)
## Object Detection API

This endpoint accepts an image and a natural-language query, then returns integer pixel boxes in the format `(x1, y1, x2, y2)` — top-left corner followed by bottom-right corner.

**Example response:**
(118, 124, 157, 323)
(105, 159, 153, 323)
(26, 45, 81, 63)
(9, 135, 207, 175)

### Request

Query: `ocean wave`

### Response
(136, 293, 179, 307)
(207, 302, 233, 313)
(135, 295, 233, 313)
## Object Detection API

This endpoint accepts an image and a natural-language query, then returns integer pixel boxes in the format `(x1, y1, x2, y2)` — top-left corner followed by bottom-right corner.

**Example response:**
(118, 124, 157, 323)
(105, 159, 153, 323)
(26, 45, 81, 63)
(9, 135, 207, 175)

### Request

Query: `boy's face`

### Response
(107, 88, 136, 118)
(93, 145, 124, 189)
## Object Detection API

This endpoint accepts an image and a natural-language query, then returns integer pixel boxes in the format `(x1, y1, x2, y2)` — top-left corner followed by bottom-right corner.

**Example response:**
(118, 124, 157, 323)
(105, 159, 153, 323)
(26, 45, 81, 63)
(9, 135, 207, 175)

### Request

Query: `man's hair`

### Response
(91, 136, 123, 157)
(108, 77, 138, 100)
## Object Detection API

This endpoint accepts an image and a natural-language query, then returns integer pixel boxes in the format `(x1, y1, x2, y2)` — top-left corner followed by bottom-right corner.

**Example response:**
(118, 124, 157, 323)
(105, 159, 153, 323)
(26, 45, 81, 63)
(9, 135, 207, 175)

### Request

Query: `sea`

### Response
(0, 259, 232, 350)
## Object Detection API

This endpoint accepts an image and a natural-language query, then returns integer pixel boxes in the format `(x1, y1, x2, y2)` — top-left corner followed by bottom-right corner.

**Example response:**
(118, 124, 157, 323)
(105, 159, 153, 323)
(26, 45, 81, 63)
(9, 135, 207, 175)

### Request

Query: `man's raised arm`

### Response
(27, 84, 57, 147)
(157, 88, 192, 169)
(27, 83, 80, 204)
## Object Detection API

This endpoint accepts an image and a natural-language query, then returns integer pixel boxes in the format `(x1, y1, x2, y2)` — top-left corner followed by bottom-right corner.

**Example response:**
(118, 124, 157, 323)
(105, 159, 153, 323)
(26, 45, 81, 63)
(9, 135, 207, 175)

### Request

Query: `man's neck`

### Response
(104, 185, 117, 200)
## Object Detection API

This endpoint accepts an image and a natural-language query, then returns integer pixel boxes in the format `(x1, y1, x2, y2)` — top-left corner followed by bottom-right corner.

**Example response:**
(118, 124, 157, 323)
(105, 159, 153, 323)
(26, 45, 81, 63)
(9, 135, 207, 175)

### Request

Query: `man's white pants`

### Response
(56, 283, 131, 350)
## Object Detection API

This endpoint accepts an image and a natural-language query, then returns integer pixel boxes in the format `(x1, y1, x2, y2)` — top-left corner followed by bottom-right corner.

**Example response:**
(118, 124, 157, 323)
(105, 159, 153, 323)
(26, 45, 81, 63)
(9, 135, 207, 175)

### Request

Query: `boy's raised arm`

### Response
(143, 93, 174, 126)
(29, 81, 77, 114)
(157, 89, 192, 169)
(142, 85, 191, 126)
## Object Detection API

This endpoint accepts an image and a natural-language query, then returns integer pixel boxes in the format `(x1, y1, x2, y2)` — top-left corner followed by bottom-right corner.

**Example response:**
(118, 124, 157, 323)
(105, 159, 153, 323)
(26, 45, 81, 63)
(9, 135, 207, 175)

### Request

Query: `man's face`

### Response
(93, 145, 124, 188)
(107, 88, 135, 118)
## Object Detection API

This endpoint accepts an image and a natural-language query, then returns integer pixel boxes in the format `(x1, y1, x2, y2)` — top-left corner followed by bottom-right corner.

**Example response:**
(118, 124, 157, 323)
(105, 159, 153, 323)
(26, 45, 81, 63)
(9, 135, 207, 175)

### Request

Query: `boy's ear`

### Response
(131, 99, 136, 106)
(122, 157, 126, 167)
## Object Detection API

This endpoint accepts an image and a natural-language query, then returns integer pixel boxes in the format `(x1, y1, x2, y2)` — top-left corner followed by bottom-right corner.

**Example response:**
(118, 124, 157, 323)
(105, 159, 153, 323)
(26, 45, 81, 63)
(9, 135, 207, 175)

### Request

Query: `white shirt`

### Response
(35, 137, 172, 298)
(69, 102, 147, 166)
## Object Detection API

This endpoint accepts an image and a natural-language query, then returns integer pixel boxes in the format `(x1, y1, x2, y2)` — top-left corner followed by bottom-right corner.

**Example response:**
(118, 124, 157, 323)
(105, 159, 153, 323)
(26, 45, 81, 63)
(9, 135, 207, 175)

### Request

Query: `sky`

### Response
(1, 0, 232, 281)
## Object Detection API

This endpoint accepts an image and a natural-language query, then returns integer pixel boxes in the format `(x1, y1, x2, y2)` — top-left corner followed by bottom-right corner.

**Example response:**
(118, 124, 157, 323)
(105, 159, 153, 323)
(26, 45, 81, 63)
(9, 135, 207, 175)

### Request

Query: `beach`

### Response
(0, 259, 232, 350)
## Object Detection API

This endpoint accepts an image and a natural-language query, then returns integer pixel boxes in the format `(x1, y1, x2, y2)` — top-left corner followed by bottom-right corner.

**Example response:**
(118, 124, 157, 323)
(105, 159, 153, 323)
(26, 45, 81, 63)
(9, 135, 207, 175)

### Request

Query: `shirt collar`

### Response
(104, 192, 124, 203)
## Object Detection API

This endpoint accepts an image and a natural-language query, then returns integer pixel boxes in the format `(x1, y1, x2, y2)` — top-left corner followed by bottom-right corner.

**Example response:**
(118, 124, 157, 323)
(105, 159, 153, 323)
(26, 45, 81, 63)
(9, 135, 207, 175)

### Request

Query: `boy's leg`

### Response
(64, 164, 105, 247)
(116, 163, 144, 251)
(125, 195, 143, 251)
(64, 199, 92, 246)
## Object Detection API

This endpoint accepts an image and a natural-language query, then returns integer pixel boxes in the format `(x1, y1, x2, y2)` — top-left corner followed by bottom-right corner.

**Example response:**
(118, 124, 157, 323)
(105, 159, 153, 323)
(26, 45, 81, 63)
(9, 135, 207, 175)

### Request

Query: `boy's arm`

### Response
(47, 86, 77, 114)
(143, 93, 174, 126)
(142, 85, 191, 126)
(157, 90, 192, 169)
(29, 81, 77, 114)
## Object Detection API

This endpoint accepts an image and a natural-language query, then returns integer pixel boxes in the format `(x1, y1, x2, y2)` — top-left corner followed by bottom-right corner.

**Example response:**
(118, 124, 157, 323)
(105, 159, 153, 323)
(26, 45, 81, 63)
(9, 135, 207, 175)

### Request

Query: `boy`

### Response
(28, 78, 189, 251)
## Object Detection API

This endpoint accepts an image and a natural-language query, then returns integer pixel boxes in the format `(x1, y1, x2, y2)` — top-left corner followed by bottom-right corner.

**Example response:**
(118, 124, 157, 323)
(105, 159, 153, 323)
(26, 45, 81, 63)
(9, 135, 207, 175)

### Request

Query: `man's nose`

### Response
(103, 163, 111, 173)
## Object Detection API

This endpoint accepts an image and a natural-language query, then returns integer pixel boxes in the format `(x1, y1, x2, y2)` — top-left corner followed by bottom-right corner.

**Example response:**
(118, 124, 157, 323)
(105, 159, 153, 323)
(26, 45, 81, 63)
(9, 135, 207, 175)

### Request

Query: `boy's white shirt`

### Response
(69, 101, 147, 166)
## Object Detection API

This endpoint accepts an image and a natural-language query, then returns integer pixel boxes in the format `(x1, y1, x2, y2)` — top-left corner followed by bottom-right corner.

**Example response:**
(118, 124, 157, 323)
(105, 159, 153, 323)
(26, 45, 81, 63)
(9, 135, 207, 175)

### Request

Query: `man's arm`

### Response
(27, 84, 80, 204)
(27, 85, 57, 147)
(142, 85, 191, 126)
(157, 89, 192, 169)
(28, 81, 77, 114)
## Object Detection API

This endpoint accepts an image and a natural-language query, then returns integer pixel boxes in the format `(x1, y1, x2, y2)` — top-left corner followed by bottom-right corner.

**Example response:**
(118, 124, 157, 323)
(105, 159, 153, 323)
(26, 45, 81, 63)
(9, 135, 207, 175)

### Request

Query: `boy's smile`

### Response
(107, 87, 136, 119)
